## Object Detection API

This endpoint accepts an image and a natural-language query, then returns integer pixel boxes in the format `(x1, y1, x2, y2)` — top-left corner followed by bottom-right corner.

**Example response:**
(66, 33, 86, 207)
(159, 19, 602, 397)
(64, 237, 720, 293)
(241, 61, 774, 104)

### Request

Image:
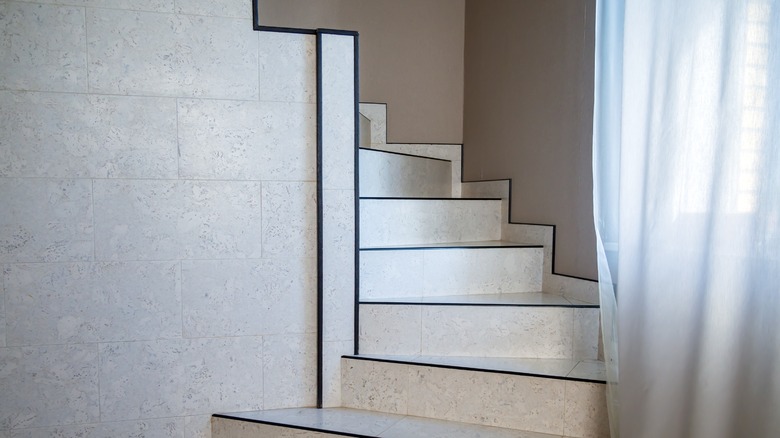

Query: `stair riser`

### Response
(359, 199, 502, 247)
(212, 417, 343, 437)
(341, 358, 609, 438)
(359, 149, 452, 198)
(360, 247, 543, 298)
(359, 305, 599, 360)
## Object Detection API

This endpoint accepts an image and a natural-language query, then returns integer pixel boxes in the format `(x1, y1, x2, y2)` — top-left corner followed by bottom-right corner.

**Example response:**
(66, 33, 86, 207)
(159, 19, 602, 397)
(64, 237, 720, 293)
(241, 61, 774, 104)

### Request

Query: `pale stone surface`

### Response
(87, 9, 257, 99)
(408, 366, 566, 435)
(323, 189, 355, 342)
(321, 34, 356, 191)
(0, 91, 178, 179)
(258, 32, 317, 103)
(4, 262, 181, 345)
(322, 340, 353, 408)
(359, 305, 422, 355)
(564, 382, 610, 438)
(0, 274, 5, 347)
(263, 334, 317, 410)
(358, 103, 387, 146)
(184, 415, 211, 438)
(546, 274, 600, 305)
(94, 180, 263, 260)
(261, 182, 317, 258)
(0, 344, 99, 430)
(99, 338, 264, 421)
(420, 306, 575, 358)
(0, 2, 86, 93)
(181, 258, 316, 337)
(503, 223, 555, 276)
(420, 247, 543, 296)
(212, 419, 345, 438)
(0, 179, 93, 263)
(8, 0, 174, 13)
(359, 149, 452, 198)
(5, 418, 185, 438)
(359, 250, 424, 299)
(177, 99, 316, 181)
(360, 199, 502, 247)
(573, 309, 601, 360)
(341, 359, 409, 414)
(175, 0, 249, 18)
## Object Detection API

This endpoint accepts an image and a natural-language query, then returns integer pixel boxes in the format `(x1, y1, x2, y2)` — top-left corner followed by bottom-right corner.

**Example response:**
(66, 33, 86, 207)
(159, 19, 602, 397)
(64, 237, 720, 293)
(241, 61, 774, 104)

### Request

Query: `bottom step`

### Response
(212, 408, 564, 437)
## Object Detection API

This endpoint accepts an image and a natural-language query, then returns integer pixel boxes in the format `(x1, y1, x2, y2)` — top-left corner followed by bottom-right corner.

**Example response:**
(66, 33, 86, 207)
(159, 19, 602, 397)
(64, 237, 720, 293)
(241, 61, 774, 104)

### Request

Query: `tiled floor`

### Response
(214, 408, 565, 437)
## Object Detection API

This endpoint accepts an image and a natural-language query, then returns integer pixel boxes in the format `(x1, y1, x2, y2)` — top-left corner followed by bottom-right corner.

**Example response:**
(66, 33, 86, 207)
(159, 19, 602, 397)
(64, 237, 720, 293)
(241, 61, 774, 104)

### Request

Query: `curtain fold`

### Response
(593, 1, 780, 437)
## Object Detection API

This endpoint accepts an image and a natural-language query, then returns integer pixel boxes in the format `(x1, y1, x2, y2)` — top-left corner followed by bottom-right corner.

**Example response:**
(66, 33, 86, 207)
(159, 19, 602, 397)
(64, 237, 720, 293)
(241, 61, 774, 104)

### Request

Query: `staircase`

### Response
(211, 103, 609, 437)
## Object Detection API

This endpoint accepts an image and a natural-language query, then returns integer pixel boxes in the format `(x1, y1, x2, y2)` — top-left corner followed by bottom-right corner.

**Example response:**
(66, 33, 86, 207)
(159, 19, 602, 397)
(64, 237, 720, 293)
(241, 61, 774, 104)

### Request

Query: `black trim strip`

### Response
(359, 196, 501, 201)
(359, 147, 451, 163)
(315, 31, 324, 410)
(255, 25, 317, 35)
(360, 244, 543, 251)
(212, 414, 373, 438)
(360, 300, 598, 308)
(341, 356, 607, 385)
(353, 35, 361, 357)
(317, 28, 360, 36)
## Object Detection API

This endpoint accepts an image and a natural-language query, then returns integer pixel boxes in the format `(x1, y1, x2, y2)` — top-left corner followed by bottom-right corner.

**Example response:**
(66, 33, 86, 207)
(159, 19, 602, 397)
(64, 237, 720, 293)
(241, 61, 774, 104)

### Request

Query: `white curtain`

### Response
(593, 1, 780, 437)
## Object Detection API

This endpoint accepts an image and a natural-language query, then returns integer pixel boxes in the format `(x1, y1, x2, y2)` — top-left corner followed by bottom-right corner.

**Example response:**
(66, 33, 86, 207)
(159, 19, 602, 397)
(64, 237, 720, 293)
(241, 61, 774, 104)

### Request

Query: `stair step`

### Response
(213, 407, 563, 437)
(359, 148, 452, 198)
(360, 243, 543, 298)
(359, 303, 599, 359)
(341, 357, 609, 437)
(359, 198, 502, 249)
(360, 292, 597, 308)
(343, 355, 605, 383)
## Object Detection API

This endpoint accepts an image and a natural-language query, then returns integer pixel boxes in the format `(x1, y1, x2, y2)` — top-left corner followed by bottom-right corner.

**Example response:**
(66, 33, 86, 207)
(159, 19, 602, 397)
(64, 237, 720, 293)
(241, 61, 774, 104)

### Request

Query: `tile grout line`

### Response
(83, 5, 90, 95)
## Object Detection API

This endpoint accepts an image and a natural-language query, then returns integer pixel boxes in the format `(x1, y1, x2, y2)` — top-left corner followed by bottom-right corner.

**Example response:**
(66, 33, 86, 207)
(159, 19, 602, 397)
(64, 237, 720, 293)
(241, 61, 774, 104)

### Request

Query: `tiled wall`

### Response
(0, 1, 317, 437)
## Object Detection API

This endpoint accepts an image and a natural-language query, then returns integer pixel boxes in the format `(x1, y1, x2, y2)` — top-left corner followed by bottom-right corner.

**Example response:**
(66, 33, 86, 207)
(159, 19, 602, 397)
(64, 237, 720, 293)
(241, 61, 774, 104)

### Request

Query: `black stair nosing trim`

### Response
(212, 414, 374, 438)
(384, 141, 464, 146)
(359, 147, 452, 163)
(360, 244, 543, 251)
(359, 196, 502, 201)
(255, 25, 317, 35)
(341, 355, 607, 385)
(358, 300, 599, 309)
(461, 177, 512, 184)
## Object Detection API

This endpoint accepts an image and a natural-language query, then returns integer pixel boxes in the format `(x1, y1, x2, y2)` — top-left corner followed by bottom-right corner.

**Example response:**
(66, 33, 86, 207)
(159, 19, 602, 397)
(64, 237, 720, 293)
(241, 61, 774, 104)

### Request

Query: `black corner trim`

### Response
(358, 147, 452, 163)
(315, 31, 324, 410)
(341, 356, 607, 385)
(212, 414, 374, 438)
(353, 35, 361, 357)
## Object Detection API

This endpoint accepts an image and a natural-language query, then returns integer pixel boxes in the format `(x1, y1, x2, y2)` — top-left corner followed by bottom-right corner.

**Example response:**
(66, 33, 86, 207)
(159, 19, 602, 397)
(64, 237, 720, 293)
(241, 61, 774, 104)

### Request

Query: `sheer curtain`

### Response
(593, 1, 780, 437)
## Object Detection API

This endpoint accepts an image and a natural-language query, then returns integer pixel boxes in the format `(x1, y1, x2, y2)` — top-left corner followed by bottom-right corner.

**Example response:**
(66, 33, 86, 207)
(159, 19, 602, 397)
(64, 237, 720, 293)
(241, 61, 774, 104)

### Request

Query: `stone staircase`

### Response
(211, 103, 609, 437)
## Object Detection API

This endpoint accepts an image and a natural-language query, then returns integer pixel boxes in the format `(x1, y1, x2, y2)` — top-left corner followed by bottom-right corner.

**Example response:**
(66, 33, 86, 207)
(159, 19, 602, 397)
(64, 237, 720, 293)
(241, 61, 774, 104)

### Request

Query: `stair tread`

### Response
(361, 240, 540, 251)
(215, 407, 564, 437)
(360, 292, 597, 307)
(344, 354, 606, 383)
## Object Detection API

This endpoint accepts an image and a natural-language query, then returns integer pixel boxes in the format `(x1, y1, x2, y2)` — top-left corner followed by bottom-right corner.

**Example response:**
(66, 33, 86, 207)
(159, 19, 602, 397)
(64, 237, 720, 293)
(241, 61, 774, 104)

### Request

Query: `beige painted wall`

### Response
(258, 0, 465, 144)
(463, 0, 597, 279)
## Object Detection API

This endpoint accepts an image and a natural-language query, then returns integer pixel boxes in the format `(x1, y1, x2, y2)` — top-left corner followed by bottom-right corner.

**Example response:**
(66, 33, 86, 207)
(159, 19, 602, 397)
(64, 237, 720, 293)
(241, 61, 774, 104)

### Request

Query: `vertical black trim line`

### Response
(251, 0, 259, 31)
(353, 35, 361, 357)
(315, 31, 324, 410)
